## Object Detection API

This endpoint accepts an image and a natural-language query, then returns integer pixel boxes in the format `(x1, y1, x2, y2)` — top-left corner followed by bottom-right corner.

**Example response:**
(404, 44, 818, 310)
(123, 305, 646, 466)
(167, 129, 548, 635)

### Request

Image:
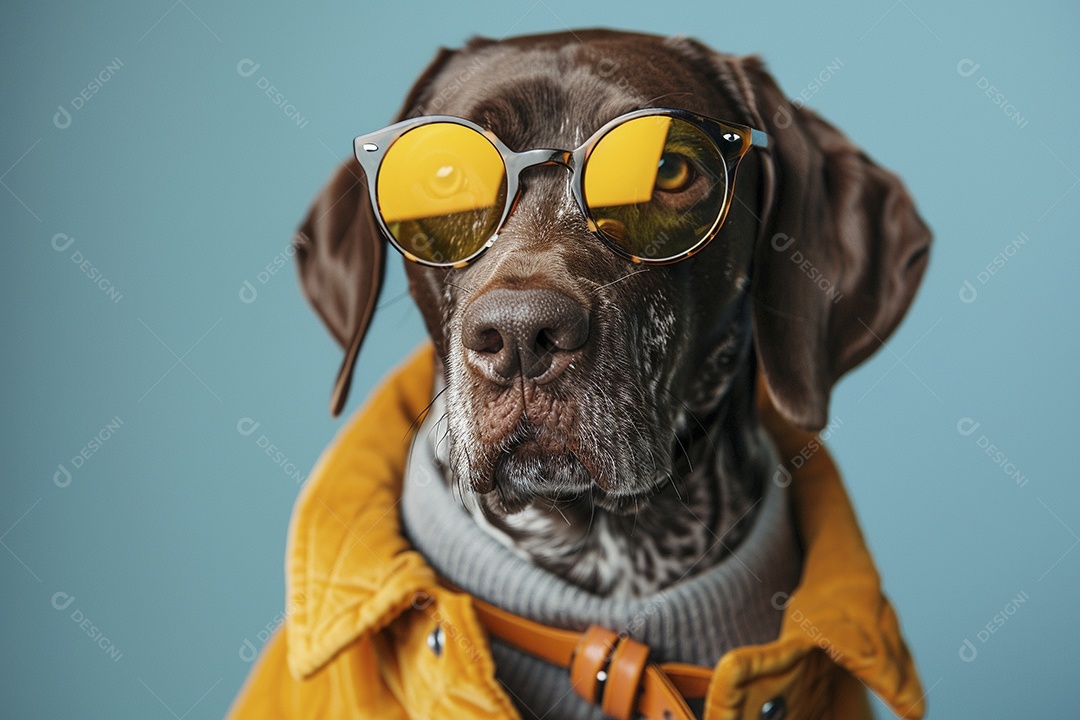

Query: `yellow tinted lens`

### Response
(584, 116, 727, 260)
(377, 123, 507, 264)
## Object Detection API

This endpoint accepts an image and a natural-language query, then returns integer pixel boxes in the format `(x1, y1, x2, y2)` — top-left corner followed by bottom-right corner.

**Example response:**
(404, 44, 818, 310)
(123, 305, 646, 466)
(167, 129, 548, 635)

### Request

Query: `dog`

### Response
(291, 28, 930, 716)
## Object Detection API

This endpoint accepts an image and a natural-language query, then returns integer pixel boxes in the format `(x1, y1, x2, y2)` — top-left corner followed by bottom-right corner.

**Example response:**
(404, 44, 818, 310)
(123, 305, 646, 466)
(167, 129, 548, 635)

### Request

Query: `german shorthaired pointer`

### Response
(295, 29, 930, 600)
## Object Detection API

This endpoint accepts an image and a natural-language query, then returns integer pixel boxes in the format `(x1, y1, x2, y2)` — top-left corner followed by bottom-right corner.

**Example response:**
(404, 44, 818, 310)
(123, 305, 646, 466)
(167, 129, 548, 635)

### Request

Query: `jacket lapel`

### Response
(285, 344, 437, 679)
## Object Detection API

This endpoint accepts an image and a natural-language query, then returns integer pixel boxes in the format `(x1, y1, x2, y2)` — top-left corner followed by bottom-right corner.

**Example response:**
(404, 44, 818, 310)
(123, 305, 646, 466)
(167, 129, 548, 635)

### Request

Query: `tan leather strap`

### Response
(640, 664, 699, 720)
(602, 634, 650, 719)
(463, 592, 711, 720)
(571, 626, 619, 705)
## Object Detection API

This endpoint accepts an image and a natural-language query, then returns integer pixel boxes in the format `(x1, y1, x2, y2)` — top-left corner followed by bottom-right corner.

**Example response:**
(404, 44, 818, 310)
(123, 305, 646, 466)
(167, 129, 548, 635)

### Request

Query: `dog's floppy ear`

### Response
(709, 53, 931, 430)
(295, 48, 456, 416)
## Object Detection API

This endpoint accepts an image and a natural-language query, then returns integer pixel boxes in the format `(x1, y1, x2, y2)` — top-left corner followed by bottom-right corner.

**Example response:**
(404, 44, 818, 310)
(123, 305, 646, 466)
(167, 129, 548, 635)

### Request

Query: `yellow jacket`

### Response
(228, 345, 925, 719)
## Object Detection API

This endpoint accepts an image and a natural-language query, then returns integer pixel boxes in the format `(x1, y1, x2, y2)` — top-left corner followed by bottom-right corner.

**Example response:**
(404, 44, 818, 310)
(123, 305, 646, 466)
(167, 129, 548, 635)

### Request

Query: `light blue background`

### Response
(2, 1, 1077, 717)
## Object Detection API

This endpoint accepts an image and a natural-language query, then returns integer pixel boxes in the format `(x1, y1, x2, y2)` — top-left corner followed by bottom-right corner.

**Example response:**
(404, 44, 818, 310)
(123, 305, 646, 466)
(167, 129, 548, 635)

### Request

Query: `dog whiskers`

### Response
(640, 90, 696, 107)
(576, 485, 597, 557)
(545, 497, 571, 525)
(672, 431, 693, 473)
(374, 287, 413, 310)
(665, 471, 685, 502)
(406, 385, 450, 442)
(592, 268, 650, 294)
(660, 385, 708, 436)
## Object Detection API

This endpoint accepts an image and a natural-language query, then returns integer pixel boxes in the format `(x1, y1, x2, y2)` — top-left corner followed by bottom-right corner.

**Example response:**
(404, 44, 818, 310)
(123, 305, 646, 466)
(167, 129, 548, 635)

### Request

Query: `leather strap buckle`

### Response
(446, 586, 704, 720)
(570, 626, 620, 706)
(602, 634, 651, 719)
(570, 626, 690, 720)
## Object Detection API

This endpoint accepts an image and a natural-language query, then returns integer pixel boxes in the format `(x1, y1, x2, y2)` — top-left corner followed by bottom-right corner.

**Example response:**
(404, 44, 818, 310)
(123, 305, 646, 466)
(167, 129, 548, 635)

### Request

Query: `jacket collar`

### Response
(283, 344, 924, 718)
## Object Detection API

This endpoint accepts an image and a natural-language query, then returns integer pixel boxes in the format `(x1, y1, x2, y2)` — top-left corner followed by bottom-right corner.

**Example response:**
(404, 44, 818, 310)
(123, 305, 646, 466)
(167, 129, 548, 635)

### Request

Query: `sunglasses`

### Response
(352, 107, 769, 267)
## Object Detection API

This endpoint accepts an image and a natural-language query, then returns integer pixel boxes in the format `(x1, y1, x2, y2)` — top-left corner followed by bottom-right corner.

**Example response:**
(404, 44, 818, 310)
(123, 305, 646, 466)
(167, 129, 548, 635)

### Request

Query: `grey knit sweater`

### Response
(401, 395, 801, 719)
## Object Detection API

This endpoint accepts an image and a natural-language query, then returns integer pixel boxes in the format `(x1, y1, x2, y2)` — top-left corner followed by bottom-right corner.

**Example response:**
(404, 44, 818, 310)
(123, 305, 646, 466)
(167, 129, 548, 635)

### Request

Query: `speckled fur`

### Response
(442, 331, 774, 599)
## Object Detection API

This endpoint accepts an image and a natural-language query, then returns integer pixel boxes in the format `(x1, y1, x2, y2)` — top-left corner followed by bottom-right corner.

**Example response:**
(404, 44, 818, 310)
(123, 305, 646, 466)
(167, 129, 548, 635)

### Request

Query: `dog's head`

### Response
(296, 30, 930, 515)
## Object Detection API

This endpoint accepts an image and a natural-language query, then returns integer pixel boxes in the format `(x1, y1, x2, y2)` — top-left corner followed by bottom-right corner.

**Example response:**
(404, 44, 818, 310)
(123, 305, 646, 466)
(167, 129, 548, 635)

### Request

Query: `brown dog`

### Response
(292, 27, 929, 716)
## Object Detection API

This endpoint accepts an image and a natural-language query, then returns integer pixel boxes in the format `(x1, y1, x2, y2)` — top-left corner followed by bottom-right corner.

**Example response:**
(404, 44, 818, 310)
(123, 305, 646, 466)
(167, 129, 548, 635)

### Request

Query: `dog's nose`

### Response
(461, 288, 589, 383)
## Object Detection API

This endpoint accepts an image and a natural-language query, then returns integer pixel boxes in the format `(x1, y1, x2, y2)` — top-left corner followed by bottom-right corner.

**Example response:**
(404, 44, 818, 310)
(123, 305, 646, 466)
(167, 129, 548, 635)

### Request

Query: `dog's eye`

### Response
(425, 161, 465, 198)
(655, 153, 696, 193)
